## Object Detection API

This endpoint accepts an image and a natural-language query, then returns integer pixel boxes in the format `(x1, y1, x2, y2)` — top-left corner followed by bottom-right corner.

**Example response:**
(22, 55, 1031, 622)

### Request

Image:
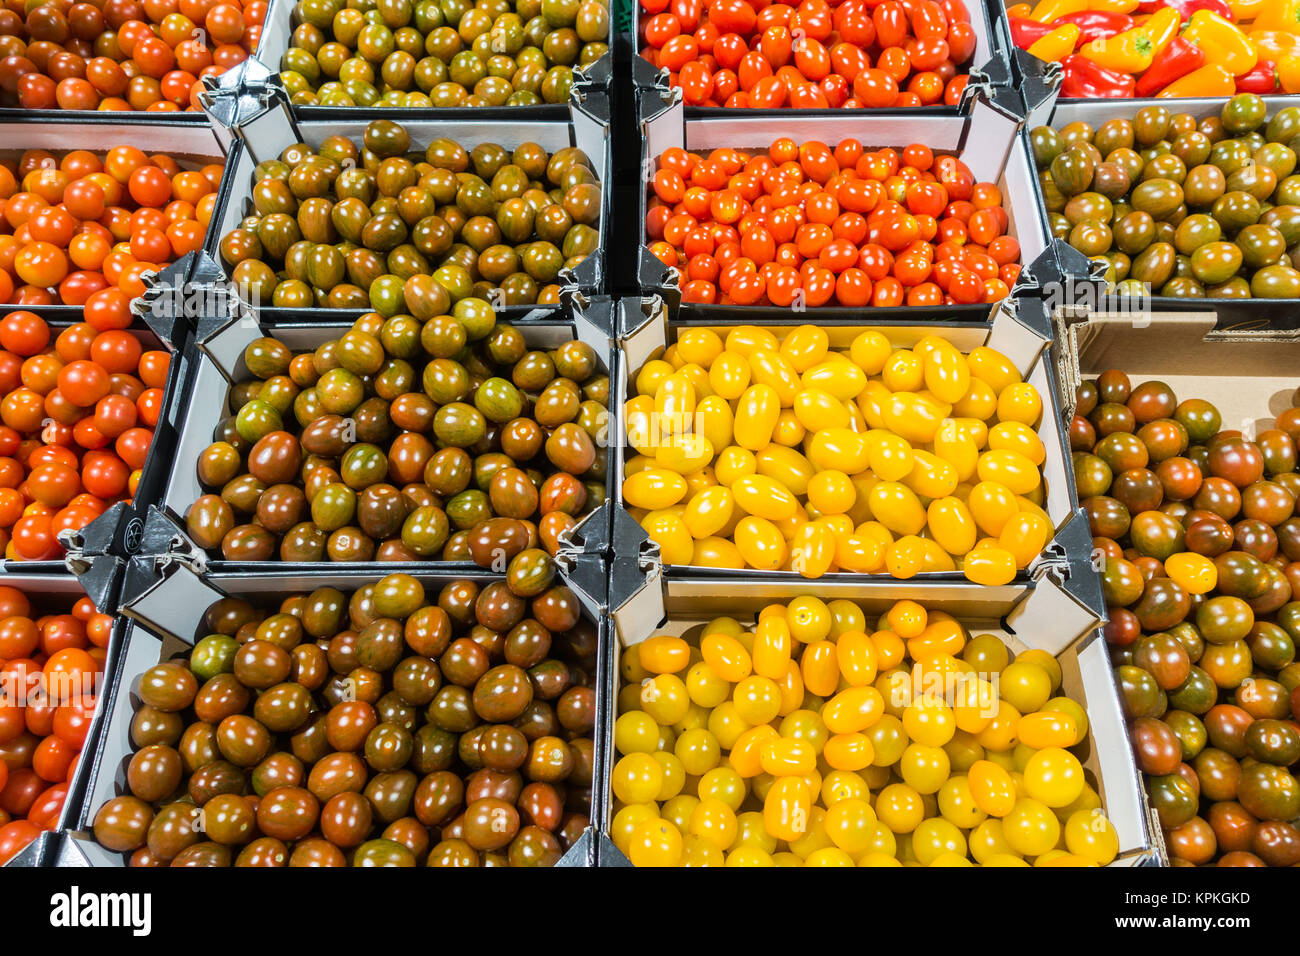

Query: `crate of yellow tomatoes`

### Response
(598, 572, 1156, 866)
(611, 294, 1099, 598)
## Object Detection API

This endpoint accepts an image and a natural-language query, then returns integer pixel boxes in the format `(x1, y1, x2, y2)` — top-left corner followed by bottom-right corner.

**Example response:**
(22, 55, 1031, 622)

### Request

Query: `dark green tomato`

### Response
(474, 376, 524, 423)
(446, 488, 491, 529)
(338, 443, 388, 490)
(1251, 263, 1300, 297)
(363, 723, 414, 772)
(1164, 710, 1207, 761)
(1174, 398, 1222, 443)
(1214, 551, 1270, 601)
(1237, 763, 1300, 821)
(1116, 663, 1166, 719)
(1130, 510, 1186, 560)
(311, 483, 357, 532)
(314, 368, 364, 416)
(505, 548, 555, 597)
(1211, 190, 1261, 233)
(191, 635, 240, 682)
(433, 402, 486, 447)
(400, 504, 451, 556)
(1197, 594, 1256, 643)
(1148, 773, 1198, 829)
(353, 838, 416, 867)
(474, 453, 515, 493)
(1167, 665, 1217, 715)
(1245, 719, 1300, 766)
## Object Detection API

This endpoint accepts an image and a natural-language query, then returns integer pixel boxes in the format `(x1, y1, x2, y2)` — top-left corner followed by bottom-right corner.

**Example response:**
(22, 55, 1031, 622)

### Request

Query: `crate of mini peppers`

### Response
(631, 0, 1016, 113)
(0, 555, 133, 868)
(594, 539, 1157, 866)
(147, 285, 615, 584)
(0, 0, 265, 120)
(203, 83, 612, 317)
(1006, 0, 1300, 100)
(1054, 302, 1300, 868)
(608, 294, 1105, 625)
(57, 546, 609, 867)
(637, 83, 1055, 317)
(1023, 89, 1300, 330)
(249, 0, 615, 115)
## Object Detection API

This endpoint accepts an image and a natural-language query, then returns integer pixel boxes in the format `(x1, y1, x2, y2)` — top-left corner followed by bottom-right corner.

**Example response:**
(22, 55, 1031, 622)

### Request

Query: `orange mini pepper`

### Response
(1007, 2, 1034, 16)
(1250, 29, 1300, 60)
(1279, 53, 1300, 91)
(1028, 24, 1083, 60)
(1155, 63, 1237, 95)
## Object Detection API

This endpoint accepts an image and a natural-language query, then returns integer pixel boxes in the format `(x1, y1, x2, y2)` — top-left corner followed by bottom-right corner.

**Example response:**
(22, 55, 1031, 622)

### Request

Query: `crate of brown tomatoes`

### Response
(59, 551, 608, 866)
(1065, 305, 1300, 866)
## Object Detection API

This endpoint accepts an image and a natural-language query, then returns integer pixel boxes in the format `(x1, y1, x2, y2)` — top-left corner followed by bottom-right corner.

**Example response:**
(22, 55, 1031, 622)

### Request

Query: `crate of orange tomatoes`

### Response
(0, 119, 234, 572)
(0, 561, 130, 867)
(638, 84, 1052, 318)
(0, 0, 266, 119)
(633, 0, 1016, 113)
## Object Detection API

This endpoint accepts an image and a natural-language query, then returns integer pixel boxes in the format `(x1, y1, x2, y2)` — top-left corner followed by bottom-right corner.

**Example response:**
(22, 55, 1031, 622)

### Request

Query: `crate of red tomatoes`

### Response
(633, 0, 1016, 113)
(638, 85, 1052, 318)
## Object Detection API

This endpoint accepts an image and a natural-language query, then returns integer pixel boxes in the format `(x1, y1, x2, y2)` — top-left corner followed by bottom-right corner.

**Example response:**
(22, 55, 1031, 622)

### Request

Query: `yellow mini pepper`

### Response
(1142, 6, 1181, 50)
(1155, 64, 1237, 96)
(1182, 11, 1258, 76)
(1028, 0, 1087, 21)
(1087, 0, 1139, 12)
(1028, 24, 1081, 61)
(1251, 0, 1300, 34)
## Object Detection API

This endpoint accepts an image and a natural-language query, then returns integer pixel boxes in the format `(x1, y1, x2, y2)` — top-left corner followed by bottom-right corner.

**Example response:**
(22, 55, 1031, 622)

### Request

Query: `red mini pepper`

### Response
(1134, 36, 1205, 95)
(1236, 60, 1280, 92)
(1056, 10, 1134, 44)
(1010, 15, 1058, 48)
(1136, 0, 1233, 19)
(1061, 54, 1137, 96)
